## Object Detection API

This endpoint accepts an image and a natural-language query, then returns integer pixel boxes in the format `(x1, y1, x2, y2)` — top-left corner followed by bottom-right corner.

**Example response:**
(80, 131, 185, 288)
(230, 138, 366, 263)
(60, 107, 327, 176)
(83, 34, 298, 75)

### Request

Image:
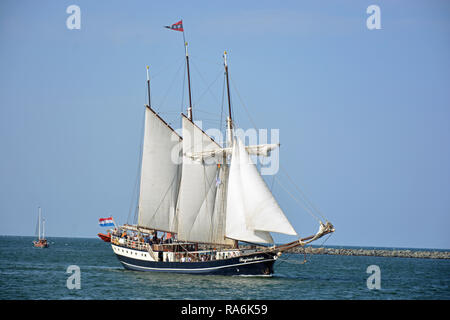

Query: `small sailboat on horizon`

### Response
(33, 206, 49, 248)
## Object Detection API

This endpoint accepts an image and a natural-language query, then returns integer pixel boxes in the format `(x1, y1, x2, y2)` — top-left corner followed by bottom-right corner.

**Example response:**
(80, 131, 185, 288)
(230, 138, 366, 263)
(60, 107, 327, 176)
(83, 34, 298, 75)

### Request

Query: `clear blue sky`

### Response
(1, 0, 449, 249)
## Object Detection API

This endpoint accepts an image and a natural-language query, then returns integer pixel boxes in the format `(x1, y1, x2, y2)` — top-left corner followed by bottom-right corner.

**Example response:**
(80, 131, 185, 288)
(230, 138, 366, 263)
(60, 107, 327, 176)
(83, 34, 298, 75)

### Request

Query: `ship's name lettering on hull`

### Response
(239, 256, 265, 263)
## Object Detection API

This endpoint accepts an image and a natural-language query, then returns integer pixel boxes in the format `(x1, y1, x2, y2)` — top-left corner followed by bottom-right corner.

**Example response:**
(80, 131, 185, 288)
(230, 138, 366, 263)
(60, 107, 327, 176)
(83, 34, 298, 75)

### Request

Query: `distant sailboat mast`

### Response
(38, 207, 41, 240)
(34, 206, 49, 248)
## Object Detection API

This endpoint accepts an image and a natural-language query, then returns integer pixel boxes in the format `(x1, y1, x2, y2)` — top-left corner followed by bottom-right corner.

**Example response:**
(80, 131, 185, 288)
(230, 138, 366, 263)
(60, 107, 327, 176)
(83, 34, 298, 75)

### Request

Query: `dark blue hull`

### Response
(114, 249, 277, 276)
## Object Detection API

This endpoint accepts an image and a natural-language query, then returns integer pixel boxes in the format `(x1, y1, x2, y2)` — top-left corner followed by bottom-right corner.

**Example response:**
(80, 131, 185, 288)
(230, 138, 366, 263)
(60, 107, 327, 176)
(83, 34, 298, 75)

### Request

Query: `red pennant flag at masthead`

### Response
(164, 20, 184, 32)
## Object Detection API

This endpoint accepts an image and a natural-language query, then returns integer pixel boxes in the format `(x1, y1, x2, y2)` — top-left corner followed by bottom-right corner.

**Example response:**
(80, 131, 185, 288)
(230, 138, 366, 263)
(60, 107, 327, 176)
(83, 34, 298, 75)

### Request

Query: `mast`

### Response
(38, 207, 41, 240)
(137, 73, 183, 234)
(185, 41, 193, 121)
(223, 51, 239, 249)
(224, 51, 233, 148)
(164, 20, 192, 120)
(43, 218, 45, 240)
(146, 65, 151, 108)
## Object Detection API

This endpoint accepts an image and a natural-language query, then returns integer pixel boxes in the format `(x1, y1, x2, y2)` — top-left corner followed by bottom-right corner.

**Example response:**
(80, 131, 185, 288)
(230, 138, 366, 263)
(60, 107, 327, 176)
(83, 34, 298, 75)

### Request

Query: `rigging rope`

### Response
(147, 170, 180, 227)
(270, 175, 275, 192)
(279, 166, 327, 222)
(180, 55, 186, 127)
(154, 59, 185, 113)
(128, 107, 146, 225)
(273, 175, 321, 223)
(228, 75, 327, 224)
(191, 60, 224, 109)
(279, 232, 334, 267)
(150, 56, 185, 80)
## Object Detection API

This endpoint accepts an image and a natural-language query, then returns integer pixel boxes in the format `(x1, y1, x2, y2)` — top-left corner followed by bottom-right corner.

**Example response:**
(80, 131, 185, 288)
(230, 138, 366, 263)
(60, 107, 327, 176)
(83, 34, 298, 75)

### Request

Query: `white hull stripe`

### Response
(118, 258, 275, 272)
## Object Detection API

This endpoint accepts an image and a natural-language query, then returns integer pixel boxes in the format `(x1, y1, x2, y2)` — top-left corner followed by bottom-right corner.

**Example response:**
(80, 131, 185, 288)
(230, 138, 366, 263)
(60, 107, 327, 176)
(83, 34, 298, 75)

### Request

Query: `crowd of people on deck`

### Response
(110, 228, 241, 262)
(111, 228, 174, 245)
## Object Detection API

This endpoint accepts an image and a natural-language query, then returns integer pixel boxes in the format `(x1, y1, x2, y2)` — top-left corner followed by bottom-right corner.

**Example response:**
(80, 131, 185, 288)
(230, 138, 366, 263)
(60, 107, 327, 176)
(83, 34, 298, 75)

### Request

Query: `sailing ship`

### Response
(33, 207, 49, 248)
(109, 43, 334, 275)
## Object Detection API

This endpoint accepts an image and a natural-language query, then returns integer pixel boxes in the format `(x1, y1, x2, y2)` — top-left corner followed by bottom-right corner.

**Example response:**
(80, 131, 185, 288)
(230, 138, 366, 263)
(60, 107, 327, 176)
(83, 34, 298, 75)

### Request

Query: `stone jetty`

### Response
(285, 246, 450, 259)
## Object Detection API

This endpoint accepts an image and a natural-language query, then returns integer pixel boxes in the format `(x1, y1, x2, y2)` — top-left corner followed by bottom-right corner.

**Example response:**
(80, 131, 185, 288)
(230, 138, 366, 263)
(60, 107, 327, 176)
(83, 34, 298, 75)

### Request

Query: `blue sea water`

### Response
(0, 236, 449, 300)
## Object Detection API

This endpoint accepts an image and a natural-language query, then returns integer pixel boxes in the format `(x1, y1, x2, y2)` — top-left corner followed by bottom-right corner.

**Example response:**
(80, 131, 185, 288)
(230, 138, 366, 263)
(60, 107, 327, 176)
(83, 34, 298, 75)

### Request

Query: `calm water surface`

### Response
(0, 236, 449, 300)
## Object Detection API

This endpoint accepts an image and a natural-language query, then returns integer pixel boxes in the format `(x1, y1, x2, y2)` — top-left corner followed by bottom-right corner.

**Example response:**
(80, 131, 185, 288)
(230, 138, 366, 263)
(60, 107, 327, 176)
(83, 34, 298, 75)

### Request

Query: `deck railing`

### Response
(110, 235, 245, 262)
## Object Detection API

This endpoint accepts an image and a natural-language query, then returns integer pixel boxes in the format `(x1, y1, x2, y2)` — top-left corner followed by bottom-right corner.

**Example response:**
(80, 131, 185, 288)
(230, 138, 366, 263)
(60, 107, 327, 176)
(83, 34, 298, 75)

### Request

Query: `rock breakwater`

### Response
(286, 247, 450, 259)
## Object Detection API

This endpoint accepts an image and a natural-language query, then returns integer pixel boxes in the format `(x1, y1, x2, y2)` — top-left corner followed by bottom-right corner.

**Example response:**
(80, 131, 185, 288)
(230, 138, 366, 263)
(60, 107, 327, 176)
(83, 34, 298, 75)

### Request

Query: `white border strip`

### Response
(119, 258, 275, 272)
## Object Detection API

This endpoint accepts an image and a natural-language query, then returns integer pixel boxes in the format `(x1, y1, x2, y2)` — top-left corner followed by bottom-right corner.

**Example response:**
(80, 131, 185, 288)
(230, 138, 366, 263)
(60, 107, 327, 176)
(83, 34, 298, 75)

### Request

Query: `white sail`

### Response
(225, 139, 274, 243)
(226, 138, 297, 243)
(138, 106, 182, 232)
(210, 163, 235, 246)
(176, 115, 231, 245)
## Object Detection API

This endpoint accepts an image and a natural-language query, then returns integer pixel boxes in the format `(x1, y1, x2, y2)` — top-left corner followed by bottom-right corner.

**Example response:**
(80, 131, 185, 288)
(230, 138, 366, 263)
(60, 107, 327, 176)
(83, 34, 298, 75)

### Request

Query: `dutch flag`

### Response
(99, 217, 115, 227)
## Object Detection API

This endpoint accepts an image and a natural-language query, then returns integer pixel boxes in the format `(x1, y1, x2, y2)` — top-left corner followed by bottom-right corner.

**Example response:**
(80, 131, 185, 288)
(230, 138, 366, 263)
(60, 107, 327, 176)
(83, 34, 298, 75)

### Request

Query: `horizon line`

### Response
(1, 234, 448, 251)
